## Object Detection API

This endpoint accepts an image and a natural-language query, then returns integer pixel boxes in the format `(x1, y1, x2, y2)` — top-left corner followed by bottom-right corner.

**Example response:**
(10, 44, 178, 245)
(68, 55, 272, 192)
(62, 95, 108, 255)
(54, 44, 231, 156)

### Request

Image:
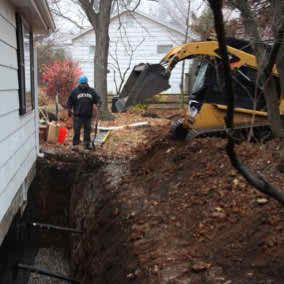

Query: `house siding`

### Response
(0, 0, 37, 245)
(72, 12, 190, 95)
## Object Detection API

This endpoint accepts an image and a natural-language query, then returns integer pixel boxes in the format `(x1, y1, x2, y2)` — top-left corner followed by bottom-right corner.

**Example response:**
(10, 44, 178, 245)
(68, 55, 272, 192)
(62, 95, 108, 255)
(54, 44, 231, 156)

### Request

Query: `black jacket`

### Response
(67, 86, 101, 118)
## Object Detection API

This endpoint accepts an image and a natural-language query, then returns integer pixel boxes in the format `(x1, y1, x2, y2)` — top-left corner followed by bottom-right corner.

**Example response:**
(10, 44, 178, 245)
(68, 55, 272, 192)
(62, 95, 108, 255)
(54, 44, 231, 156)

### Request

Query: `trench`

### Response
(3, 139, 284, 283)
(0, 151, 129, 284)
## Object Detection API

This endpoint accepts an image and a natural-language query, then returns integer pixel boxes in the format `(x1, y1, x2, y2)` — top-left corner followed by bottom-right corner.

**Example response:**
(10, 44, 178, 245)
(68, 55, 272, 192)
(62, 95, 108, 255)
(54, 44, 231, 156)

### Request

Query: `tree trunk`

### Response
(79, 0, 114, 120)
(273, 0, 284, 116)
(94, 1, 114, 120)
(95, 28, 113, 120)
(179, 0, 191, 107)
(263, 78, 282, 137)
(229, 0, 282, 137)
(272, 0, 284, 160)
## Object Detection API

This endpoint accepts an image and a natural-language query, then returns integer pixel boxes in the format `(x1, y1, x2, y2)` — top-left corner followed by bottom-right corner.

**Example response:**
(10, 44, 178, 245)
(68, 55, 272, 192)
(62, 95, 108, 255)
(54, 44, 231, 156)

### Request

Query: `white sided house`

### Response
(71, 10, 190, 95)
(0, 0, 55, 245)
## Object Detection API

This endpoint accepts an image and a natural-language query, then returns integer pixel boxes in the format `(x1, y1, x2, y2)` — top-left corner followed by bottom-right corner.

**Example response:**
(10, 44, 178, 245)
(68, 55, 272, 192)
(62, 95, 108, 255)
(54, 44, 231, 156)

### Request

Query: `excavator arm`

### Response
(160, 41, 278, 73)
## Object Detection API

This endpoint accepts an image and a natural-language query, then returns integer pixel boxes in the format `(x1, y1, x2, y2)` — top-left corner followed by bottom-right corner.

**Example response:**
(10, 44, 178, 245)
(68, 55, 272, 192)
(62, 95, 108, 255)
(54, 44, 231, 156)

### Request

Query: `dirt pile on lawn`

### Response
(66, 113, 284, 284)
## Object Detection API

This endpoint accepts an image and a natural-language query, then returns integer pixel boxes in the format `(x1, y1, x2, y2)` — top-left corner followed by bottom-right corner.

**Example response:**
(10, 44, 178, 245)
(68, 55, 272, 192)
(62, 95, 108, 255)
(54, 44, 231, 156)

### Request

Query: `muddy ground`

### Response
(41, 110, 284, 283)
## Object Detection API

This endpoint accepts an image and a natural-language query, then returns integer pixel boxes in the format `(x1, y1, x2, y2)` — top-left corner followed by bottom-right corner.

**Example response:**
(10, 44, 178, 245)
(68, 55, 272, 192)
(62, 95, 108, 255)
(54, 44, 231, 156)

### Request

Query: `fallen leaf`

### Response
(256, 198, 268, 205)
(192, 261, 211, 272)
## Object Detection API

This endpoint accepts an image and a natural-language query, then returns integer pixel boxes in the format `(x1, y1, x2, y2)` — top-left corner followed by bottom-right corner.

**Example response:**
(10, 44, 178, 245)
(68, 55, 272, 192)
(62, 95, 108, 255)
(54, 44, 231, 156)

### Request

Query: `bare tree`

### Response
(75, 0, 114, 120)
(109, 25, 145, 96)
(225, 0, 274, 40)
(179, 0, 191, 106)
(49, 0, 90, 31)
(207, 0, 284, 205)
(157, 0, 203, 35)
(48, 0, 147, 119)
(269, 0, 284, 161)
(191, 5, 215, 40)
(227, 0, 284, 137)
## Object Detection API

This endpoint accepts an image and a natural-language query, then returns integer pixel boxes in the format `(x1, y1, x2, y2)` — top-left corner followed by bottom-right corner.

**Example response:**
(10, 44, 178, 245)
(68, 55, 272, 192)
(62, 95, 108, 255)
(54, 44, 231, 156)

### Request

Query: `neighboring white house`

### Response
(71, 10, 190, 95)
(0, 0, 55, 245)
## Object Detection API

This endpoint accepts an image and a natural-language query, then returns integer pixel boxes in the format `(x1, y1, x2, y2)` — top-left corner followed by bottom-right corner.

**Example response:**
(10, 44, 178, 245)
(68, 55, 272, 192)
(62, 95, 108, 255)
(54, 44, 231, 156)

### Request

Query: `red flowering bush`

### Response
(42, 59, 82, 106)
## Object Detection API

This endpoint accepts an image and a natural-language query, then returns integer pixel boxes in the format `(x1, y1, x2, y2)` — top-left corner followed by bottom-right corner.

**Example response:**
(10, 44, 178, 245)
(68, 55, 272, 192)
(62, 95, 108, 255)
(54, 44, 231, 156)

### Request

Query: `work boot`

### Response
(84, 143, 92, 151)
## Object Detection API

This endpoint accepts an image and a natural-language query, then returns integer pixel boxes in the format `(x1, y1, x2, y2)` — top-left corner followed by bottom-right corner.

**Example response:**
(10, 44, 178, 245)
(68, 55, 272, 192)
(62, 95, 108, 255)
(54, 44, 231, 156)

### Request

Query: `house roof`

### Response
(72, 10, 185, 42)
(10, 0, 55, 33)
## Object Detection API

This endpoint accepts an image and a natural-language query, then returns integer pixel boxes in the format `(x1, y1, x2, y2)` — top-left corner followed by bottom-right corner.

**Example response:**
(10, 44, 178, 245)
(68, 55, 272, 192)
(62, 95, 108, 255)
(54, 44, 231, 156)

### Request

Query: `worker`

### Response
(67, 75, 101, 151)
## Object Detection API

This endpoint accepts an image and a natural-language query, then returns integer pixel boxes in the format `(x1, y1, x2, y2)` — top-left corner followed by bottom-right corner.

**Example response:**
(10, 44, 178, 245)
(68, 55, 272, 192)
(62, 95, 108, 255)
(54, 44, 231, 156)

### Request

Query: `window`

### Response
(157, 44, 173, 54)
(16, 14, 35, 115)
(192, 61, 209, 94)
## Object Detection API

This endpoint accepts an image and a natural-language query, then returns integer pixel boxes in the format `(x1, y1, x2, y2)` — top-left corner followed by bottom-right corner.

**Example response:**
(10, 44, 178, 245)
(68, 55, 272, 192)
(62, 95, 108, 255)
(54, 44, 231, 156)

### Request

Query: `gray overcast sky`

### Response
(143, 0, 204, 15)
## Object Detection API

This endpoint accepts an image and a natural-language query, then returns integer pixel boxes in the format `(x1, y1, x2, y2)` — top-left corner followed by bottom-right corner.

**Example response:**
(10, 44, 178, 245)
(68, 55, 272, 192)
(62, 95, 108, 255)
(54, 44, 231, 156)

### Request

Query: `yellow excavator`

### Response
(115, 38, 283, 141)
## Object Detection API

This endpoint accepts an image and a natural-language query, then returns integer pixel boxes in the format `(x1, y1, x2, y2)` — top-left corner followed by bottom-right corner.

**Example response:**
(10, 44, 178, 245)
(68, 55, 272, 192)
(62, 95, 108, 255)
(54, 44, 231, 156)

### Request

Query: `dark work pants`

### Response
(73, 116, 92, 146)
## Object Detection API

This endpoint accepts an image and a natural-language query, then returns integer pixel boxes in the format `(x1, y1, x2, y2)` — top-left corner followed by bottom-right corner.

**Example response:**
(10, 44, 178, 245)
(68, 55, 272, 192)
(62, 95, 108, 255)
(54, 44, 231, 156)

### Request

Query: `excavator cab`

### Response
(188, 56, 268, 116)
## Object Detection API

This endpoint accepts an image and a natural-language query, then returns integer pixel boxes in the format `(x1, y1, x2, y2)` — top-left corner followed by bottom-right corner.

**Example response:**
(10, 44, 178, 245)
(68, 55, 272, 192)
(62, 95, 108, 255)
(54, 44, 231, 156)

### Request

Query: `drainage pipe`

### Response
(17, 264, 80, 284)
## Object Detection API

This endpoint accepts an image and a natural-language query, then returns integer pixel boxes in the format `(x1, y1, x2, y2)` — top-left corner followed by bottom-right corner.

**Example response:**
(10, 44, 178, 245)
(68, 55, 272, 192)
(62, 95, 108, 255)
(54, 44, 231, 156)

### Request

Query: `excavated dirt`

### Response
(38, 110, 284, 283)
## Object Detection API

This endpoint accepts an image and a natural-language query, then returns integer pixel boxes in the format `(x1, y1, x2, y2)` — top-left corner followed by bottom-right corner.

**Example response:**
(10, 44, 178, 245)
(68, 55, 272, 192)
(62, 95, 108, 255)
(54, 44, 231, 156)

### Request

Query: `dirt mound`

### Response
(68, 119, 284, 283)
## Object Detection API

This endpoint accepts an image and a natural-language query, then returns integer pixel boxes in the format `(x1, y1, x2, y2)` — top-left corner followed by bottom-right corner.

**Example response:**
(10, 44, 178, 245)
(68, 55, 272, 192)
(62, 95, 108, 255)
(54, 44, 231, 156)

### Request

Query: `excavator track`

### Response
(170, 119, 273, 143)
(169, 119, 188, 140)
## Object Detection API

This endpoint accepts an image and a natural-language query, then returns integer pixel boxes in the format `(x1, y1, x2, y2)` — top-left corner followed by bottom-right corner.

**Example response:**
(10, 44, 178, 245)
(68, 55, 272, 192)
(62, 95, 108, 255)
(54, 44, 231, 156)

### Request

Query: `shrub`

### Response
(38, 44, 67, 86)
(41, 59, 82, 107)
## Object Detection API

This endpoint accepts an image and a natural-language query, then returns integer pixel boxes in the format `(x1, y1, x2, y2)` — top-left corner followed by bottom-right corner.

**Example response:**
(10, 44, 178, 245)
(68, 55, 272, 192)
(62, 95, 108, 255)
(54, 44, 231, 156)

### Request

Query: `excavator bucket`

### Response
(115, 63, 171, 112)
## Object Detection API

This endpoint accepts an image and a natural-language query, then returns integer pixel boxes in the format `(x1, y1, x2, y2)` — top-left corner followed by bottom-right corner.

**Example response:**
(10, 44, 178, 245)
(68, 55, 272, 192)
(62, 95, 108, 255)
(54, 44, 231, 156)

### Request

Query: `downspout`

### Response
(33, 46, 44, 158)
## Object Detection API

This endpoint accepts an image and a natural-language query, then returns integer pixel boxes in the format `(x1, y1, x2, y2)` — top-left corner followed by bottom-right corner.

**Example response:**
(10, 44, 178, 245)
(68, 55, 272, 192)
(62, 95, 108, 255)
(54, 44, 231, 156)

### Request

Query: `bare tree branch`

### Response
(50, 7, 88, 29)
(116, 0, 123, 30)
(228, 0, 283, 137)
(262, 20, 284, 78)
(124, 0, 142, 13)
(179, 0, 191, 104)
(109, 24, 144, 94)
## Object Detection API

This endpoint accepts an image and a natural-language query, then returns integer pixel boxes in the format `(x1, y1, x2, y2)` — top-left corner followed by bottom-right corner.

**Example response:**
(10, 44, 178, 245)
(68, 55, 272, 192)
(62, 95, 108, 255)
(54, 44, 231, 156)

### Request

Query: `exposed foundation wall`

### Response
(0, 162, 36, 246)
